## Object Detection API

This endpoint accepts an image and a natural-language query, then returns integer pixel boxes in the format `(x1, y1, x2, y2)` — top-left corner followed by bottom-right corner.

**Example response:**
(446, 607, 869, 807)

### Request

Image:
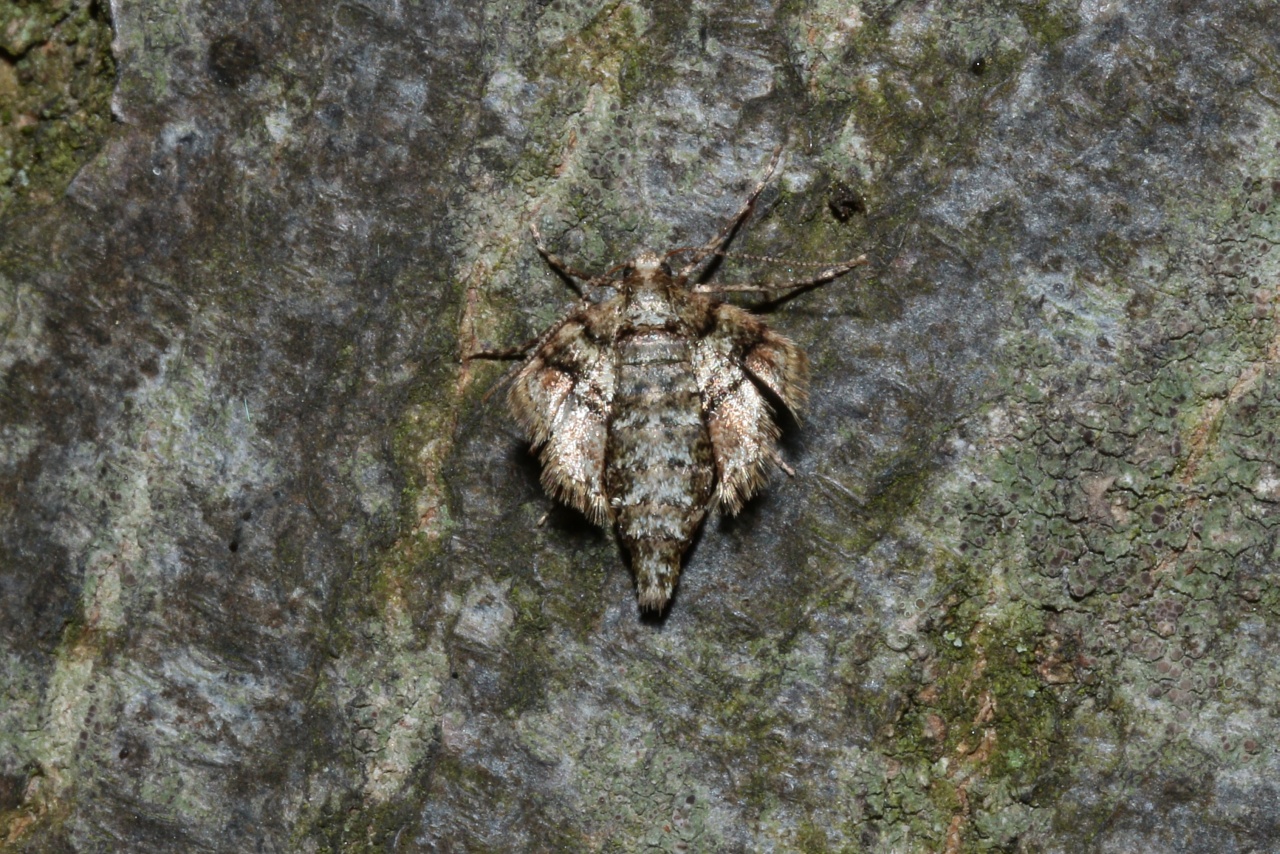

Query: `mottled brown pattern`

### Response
(499, 158, 865, 611)
(509, 316, 617, 526)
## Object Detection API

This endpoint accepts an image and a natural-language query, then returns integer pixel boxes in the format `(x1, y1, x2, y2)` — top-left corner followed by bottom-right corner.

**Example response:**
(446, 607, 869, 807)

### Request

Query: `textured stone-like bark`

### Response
(3, 0, 1280, 851)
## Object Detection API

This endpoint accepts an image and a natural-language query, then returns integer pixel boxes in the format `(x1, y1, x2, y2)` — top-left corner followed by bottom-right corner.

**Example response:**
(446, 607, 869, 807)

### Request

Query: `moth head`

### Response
(627, 252, 673, 281)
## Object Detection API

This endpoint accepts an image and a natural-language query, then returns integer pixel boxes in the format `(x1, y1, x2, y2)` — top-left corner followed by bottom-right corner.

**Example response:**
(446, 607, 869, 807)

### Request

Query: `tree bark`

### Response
(2, 0, 1279, 851)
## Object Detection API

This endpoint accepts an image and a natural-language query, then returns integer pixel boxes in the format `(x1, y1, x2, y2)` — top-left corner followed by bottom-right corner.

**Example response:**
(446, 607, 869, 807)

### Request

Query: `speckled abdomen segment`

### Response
(606, 330, 715, 609)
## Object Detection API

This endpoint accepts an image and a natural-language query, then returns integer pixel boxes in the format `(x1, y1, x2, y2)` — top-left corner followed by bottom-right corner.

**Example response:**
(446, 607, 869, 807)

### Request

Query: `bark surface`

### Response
(3, 0, 1280, 851)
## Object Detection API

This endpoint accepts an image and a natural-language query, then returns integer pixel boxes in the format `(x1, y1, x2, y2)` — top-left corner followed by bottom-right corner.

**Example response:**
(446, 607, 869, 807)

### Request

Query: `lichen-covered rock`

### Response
(0, 0, 114, 216)
(3, 0, 1280, 851)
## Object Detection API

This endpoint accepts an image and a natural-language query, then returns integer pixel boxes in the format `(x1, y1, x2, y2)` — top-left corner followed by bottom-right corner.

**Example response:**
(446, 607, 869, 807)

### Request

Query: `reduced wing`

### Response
(508, 312, 616, 525)
(692, 302, 809, 514)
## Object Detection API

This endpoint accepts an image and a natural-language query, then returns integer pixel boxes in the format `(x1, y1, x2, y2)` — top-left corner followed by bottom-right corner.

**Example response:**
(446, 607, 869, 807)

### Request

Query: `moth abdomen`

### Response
(631, 541, 685, 612)
(605, 334, 715, 610)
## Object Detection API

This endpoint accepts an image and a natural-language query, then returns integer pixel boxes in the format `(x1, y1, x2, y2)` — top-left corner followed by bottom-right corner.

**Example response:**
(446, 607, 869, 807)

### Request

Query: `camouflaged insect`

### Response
(502, 152, 865, 612)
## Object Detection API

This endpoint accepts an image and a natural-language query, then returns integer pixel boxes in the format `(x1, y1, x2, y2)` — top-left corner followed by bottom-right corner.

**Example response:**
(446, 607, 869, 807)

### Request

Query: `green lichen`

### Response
(888, 559, 1076, 840)
(893, 127, 1280, 847)
(1012, 2, 1079, 48)
(0, 0, 115, 218)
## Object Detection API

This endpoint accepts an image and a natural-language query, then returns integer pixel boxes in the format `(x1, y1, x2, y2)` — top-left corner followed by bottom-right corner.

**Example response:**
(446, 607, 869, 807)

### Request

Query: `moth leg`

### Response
(465, 322, 569, 406)
(531, 223, 632, 299)
(470, 357, 529, 406)
(693, 254, 868, 294)
(769, 449, 796, 477)
(675, 147, 783, 279)
(531, 223, 593, 297)
(465, 333, 543, 362)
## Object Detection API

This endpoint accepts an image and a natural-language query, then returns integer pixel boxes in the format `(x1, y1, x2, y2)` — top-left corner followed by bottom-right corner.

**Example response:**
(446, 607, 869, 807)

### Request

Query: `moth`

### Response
(480, 151, 866, 612)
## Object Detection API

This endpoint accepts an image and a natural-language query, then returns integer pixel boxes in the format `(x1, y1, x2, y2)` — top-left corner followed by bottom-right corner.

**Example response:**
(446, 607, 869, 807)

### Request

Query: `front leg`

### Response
(693, 254, 868, 295)
(673, 147, 784, 278)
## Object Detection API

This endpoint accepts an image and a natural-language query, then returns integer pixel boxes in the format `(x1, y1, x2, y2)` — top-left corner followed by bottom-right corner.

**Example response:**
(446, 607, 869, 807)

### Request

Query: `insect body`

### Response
(495, 153, 865, 612)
